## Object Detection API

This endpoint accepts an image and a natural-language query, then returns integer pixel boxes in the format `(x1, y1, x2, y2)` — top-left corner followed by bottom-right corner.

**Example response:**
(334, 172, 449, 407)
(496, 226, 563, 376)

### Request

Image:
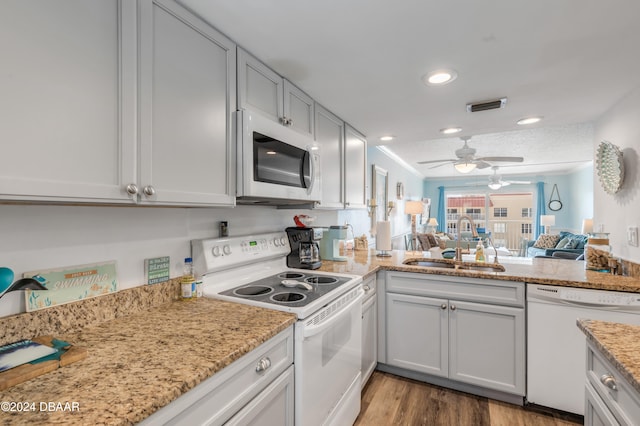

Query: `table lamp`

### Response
(405, 200, 424, 251)
(540, 215, 555, 234)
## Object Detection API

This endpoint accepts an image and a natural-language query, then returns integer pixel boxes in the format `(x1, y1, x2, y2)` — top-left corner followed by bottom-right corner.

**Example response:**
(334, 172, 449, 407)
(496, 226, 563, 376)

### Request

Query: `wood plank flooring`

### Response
(355, 372, 583, 426)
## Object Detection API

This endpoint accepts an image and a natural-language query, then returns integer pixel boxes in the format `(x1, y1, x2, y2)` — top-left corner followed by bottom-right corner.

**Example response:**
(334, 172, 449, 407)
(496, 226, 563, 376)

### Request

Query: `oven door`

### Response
(236, 109, 321, 204)
(294, 287, 363, 426)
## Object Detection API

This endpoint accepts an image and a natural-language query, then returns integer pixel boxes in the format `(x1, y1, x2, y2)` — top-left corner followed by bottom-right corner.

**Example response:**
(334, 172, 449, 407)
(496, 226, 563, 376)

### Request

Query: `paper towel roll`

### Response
(376, 221, 391, 251)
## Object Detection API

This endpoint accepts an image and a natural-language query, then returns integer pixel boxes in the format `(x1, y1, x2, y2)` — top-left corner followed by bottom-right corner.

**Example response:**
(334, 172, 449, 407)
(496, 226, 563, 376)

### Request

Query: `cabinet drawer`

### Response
(362, 274, 377, 302)
(386, 271, 524, 307)
(586, 342, 640, 426)
(140, 326, 294, 426)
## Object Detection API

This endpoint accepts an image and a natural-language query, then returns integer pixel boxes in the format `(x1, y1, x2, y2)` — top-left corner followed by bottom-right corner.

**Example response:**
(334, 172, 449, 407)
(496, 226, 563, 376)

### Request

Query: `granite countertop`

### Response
(578, 319, 640, 395)
(0, 298, 296, 425)
(318, 249, 640, 293)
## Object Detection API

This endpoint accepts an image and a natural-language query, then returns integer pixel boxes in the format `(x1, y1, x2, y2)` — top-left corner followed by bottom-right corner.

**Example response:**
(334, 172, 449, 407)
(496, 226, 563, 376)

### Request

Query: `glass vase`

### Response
(585, 233, 611, 272)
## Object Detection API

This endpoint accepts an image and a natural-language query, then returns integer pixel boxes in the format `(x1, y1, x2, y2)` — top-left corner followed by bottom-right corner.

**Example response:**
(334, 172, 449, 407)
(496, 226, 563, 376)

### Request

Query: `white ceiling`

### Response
(178, 0, 640, 179)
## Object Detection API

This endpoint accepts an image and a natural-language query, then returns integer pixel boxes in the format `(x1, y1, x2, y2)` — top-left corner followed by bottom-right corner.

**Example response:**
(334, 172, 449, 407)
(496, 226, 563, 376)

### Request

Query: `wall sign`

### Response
(24, 261, 118, 312)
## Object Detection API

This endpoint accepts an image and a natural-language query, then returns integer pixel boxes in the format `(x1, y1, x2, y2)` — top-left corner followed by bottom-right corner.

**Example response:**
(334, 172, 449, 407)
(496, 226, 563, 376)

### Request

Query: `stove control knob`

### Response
(212, 246, 221, 257)
(280, 237, 287, 246)
(273, 238, 281, 247)
(223, 245, 231, 255)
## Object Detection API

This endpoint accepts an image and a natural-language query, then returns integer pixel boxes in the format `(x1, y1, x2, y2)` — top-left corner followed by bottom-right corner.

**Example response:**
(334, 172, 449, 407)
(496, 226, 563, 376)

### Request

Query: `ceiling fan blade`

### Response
(475, 161, 491, 169)
(476, 156, 524, 163)
(428, 162, 454, 169)
(417, 158, 457, 165)
(505, 180, 531, 185)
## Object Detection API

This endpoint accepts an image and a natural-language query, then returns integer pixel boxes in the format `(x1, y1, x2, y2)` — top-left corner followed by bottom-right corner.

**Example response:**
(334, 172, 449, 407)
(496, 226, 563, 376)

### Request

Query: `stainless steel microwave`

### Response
(236, 109, 321, 205)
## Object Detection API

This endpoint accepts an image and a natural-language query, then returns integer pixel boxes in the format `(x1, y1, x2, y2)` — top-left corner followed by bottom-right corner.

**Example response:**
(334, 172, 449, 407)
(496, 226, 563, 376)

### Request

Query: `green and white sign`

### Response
(24, 261, 118, 312)
(145, 256, 170, 285)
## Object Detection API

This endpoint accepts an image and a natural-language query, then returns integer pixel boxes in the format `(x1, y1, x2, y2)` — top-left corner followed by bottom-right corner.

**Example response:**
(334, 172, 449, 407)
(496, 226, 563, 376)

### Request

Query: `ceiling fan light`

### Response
(488, 182, 502, 190)
(454, 162, 476, 173)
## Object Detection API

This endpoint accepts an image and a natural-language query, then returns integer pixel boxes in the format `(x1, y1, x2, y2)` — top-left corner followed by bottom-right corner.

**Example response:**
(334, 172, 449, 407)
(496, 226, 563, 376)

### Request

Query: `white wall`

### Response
(594, 85, 640, 262)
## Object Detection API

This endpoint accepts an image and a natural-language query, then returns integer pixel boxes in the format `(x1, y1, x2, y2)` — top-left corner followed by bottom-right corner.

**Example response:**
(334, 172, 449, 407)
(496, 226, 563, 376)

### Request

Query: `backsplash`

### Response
(0, 278, 181, 346)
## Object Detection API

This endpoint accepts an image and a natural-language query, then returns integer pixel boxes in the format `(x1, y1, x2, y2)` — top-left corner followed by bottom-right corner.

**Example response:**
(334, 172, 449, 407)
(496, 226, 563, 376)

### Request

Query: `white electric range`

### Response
(192, 232, 363, 426)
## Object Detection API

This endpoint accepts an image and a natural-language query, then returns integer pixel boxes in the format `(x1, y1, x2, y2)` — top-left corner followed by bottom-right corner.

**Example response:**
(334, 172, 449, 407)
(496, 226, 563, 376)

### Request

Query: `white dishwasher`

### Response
(527, 283, 640, 415)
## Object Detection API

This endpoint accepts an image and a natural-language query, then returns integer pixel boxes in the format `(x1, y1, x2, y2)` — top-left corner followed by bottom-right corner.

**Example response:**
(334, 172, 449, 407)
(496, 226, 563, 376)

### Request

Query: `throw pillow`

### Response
(555, 237, 570, 249)
(533, 234, 560, 249)
(563, 238, 579, 249)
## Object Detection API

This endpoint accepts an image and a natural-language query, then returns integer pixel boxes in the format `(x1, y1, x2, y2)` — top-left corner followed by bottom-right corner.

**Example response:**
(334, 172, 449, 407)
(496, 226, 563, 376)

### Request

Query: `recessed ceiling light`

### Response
(440, 127, 462, 135)
(422, 69, 458, 86)
(379, 136, 395, 142)
(517, 116, 543, 125)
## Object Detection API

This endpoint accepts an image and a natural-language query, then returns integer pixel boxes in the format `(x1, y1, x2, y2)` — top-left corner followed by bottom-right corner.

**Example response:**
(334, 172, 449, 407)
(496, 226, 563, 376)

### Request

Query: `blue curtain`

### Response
(437, 186, 445, 233)
(534, 182, 546, 238)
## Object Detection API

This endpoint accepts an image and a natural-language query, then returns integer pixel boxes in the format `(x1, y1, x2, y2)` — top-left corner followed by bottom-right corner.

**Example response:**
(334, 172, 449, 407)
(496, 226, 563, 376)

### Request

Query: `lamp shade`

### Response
(582, 218, 593, 234)
(540, 215, 556, 226)
(454, 161, 476, 173)
(427, 218, 438, 226)
(405, 201, 424, 215)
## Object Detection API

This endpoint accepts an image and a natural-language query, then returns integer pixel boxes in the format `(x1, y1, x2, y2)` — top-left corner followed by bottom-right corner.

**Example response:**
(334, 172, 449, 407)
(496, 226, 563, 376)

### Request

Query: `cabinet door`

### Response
(585, 381, 621, 426)
(138, 0, 236, 206)
(386, 293, 448, 377)
(362, 295, 378, 388)
(283, 80, 314, 137)
(344, 125, 368, 209)
(237, 48, 283, 123)
(448, 300, 525, 395)
(0, 0, 136, 203)
(226, 365, 294, 426)
(315, 104, 344, 208)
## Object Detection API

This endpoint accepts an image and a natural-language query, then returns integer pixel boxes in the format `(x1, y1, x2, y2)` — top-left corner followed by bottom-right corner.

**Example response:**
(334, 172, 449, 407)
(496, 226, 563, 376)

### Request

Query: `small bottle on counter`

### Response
(181, 257, 194, 300)
(475, 241, 485, 263)
(195, 275, 203, 298)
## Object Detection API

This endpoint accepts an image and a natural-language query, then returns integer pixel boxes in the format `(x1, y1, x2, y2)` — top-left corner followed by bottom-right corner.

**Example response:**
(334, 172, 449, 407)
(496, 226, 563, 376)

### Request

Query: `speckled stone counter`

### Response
(0, 298, 296, 425)
(578, 319, 640, 394)
(318, 249, 640, 293)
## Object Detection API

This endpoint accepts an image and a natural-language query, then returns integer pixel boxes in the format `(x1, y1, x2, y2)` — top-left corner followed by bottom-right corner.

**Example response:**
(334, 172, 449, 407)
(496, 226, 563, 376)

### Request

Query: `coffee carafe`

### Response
(285, 227, 322, 269)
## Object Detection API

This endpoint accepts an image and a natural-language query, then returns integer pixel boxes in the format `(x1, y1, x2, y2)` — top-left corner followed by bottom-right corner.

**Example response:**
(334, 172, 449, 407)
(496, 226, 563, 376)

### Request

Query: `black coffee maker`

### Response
(285, 227, 322, 270)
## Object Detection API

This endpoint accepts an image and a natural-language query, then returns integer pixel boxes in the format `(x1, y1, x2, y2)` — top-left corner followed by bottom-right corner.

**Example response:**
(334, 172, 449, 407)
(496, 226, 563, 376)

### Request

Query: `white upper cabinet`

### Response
(344, 125, 368, 209)
(0, 0, 137, 203)
(138, 0, 236, 206)
(315, 104, 345, 208)
(238, 48, 314, 138)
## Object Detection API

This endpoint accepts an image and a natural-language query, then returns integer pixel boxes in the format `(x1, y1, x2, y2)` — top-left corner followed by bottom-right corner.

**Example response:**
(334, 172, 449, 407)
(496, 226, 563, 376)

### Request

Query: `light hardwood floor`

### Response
(355, 372, 583, 426)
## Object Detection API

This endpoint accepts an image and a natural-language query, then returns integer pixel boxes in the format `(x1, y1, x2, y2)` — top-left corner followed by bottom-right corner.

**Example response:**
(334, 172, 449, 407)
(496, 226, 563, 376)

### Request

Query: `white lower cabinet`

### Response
(139, 326, 293, 426)
(361, 274, 378, 388)
(381, 271, 525, 397)
(585, 340, 640, 426)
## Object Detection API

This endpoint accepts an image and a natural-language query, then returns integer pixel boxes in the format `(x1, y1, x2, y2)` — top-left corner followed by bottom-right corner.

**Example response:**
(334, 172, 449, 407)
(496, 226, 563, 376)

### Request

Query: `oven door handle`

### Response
(302, 288, 363, 339)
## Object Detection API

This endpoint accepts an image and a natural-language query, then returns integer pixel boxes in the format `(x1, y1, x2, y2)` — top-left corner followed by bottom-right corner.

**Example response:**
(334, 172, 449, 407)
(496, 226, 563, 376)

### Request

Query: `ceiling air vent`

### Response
(466, 97, 507, 113)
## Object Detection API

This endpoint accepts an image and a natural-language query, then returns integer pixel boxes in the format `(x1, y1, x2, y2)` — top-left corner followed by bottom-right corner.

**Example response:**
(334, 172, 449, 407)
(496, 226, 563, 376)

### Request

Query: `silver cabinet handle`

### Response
(143, 185, 156, 197)
(600, 374, 618, 391)
(363, 285, 371, 292)
(125, 183, 139, 196)
(255, 357, 271, 373)
(441, 304, 447, 310)
(450, 304, 456, 311)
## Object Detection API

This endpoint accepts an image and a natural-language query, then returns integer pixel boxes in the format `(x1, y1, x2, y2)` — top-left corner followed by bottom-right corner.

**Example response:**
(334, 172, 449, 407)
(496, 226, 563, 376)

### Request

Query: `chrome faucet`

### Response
(455, 214, 478, 262)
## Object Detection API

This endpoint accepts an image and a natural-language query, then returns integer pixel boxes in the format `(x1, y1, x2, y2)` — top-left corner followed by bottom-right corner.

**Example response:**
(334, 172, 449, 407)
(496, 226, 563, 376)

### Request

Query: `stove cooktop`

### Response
(218, 271, 353, 309)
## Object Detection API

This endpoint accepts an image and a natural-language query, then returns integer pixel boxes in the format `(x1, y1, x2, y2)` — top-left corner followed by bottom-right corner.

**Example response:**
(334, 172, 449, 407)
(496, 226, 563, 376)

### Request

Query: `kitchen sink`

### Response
(402, 258, 506, 273)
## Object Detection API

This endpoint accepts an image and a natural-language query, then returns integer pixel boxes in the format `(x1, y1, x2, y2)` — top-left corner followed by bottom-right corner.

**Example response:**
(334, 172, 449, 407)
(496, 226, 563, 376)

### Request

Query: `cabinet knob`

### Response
(450, 304, 456, 311)
(600, 374, 618, 391)
(125, 183, 139, 196)
(143, 185, 156, 197)
(441, 304, 447, 310)
(255, 357, 272, 373)
(363, 285, 371, 292)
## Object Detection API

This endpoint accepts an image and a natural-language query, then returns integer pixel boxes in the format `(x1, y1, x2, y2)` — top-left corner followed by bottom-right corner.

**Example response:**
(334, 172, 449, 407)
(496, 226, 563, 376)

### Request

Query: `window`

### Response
(521, 223, 532, 234)
(494, 207, 507, 217)
(522, 208, 532, 218)
(493, 223, 506, 233)
(447, 208, 458, 215)
(466, 208, 481, 215)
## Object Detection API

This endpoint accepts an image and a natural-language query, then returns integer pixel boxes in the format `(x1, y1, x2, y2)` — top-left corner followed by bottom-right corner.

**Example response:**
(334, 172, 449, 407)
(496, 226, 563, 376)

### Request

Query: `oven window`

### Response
(322, 314, 352, 366)
(253, 132, 310, 188)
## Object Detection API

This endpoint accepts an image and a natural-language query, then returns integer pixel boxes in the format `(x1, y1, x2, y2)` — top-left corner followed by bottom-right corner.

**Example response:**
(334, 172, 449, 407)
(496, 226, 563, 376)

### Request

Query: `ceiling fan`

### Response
(486, 166, 531, 189)
(417, 136, 524, 173)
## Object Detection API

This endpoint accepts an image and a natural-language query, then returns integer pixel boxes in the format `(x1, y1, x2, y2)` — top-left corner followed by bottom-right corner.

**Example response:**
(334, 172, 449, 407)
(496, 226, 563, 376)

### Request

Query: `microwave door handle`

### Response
(304, 148, 315, 194)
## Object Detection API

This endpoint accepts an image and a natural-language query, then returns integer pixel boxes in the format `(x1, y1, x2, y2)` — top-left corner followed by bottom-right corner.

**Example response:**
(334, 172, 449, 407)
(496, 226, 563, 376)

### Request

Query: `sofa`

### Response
(526, 231, 588, 258)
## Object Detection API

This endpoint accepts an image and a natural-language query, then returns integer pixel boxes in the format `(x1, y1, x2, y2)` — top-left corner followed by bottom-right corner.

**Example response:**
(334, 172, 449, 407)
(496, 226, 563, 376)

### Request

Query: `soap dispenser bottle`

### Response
(475, 241, 485, 263)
